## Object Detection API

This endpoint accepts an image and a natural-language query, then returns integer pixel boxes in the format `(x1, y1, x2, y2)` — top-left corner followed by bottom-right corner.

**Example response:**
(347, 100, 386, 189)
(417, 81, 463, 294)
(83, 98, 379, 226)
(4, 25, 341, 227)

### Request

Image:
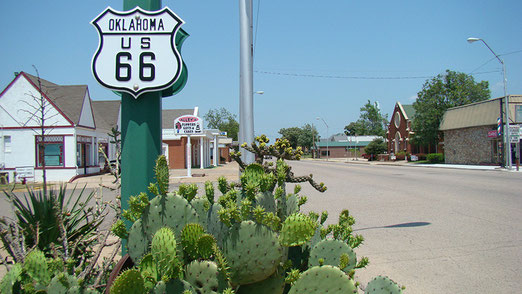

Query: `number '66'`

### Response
(115, 52, 155, 82)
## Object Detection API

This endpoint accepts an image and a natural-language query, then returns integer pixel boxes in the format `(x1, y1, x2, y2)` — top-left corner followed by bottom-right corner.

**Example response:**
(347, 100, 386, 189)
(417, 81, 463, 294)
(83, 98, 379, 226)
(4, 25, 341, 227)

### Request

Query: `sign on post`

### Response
(174, 115, 203, 135)
(15, 166, 34, 183)
(91, 6, 185, 97)
(509, 125, 521, 143)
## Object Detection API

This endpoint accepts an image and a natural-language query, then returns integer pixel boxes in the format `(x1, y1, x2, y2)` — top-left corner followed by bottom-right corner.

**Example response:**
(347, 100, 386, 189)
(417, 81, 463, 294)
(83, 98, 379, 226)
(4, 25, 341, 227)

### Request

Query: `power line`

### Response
(254, 70, 500, 80)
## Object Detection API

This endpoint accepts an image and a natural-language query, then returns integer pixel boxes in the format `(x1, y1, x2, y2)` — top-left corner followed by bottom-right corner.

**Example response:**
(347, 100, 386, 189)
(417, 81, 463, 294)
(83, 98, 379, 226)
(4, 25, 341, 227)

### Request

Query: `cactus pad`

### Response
(197, 234, 217, 259)
(23, 249, 50, 285)
(151, 227, 179, 279)
(223, 221, 283, 286)
(110, 269, 145, 294)
(206, 203, 228, 247)
(191, 197, 210, 228)
(128, 219, 149, 262)
(184, 260, 226, 294)
(237, 271, 285, 294)
(279, 213, 317, 247)
(154, 279, 195, 294)
(286, 194, 299, 215)
(47, 273, 79, 294)
(255, 191, 276, 214)
(309, 239, 357, 273)
(181, 223, 206, 260)
(288, 265, 357, 294)
(365, 276, 403, 294)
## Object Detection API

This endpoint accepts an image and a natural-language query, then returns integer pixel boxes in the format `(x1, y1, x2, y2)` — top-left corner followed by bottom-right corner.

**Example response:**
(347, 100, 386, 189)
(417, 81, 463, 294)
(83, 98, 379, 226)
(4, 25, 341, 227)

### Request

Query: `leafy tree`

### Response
(412, 70, 490, 146)
(344, 100, 388, 137)
(364, 138, 387, 161)
(298, 123, 318, 151)
(204, 107, 240, 141)
(278, 127, 302, 149)
(278, 124, 318, 151)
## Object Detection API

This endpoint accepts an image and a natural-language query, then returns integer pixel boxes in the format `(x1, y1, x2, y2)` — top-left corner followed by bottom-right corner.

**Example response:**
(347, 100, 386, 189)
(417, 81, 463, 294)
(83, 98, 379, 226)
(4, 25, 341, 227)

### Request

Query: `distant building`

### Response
(439, 95, 522, 165)
(315, 139, 373, 158)
(0, 72, 118, 182)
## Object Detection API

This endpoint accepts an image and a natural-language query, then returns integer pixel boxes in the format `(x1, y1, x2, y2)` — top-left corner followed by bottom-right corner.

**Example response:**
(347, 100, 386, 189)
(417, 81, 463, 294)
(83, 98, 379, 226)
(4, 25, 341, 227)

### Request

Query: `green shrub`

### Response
(365, 138, 387, 161)
(427, 153, 444, 163)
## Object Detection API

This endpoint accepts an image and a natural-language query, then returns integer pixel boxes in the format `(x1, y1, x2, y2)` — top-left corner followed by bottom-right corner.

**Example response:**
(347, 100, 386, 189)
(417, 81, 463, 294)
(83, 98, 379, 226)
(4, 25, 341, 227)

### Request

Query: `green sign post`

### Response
(92, 0, 188, 253)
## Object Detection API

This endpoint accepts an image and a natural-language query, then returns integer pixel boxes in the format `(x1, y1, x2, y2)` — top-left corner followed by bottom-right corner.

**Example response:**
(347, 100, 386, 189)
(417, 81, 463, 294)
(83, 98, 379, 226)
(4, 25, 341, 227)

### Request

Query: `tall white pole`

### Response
(186, 135, 192, 177)
(239, 0, 255, 165)
(200, 137, 204, 169)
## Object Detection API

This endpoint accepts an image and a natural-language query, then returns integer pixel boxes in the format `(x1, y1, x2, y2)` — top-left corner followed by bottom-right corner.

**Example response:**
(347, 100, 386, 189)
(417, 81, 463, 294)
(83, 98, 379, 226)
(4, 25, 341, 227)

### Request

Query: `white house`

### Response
(0, 72, 119, 182)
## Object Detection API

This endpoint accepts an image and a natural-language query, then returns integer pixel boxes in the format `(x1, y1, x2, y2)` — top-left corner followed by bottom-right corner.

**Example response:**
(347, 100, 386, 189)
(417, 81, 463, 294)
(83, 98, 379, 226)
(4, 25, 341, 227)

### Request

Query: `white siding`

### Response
(0, 75, 70, 128)
(78, 91, 95, 128)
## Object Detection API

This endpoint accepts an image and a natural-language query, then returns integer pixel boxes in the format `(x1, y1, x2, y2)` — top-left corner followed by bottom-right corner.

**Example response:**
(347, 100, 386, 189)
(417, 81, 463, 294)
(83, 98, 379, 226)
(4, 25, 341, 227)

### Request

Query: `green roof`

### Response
(401, 104, 416, 120)
(316, 141, 372, 147)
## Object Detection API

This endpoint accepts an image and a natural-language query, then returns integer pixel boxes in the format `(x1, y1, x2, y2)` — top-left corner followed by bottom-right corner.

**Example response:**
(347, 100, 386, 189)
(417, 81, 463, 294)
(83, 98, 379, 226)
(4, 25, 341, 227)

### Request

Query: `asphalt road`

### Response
(290, 160, 522, 294)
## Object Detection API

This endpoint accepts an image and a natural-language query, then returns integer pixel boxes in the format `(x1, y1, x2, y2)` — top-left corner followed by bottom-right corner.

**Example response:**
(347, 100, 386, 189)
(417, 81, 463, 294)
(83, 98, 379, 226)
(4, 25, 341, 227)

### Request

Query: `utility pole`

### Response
(239, 0, 255, 165)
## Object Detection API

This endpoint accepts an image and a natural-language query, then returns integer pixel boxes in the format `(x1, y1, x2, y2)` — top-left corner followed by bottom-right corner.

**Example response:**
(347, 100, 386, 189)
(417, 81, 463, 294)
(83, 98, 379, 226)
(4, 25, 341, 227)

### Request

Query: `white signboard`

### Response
(15, 166, 34, 181)
(174, 115, 203, 135)
(509, 125, 521, 143)
(91, 7, 184, 97)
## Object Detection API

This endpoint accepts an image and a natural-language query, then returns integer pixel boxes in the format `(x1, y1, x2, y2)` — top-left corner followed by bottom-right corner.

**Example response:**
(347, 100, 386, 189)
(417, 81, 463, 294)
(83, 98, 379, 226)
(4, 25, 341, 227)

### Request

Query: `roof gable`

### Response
(78, 90, 95, 129)
(0, 73, 71, 128)
(162, 109, 194, 129)
(92, 100, 121, 131)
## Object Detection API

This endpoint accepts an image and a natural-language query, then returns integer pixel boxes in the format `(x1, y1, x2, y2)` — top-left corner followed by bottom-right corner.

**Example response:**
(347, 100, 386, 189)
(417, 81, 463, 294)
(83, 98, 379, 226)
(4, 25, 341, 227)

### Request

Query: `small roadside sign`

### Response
(15, 166, 34, 182)
(509, 125, 521, 143)
(174, 115, 203, 135)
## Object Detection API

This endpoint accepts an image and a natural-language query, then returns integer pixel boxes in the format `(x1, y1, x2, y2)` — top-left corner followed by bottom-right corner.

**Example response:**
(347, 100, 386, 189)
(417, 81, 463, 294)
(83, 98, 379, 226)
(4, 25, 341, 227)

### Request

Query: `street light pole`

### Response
(316, 117, 329, 161)
(467, 37, 512, 169)
(239, 0, 254, 165)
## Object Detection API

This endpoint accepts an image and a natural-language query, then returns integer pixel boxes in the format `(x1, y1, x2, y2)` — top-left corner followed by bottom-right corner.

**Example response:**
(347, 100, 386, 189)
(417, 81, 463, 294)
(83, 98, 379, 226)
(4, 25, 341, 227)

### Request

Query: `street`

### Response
(290, 160, 522, 293)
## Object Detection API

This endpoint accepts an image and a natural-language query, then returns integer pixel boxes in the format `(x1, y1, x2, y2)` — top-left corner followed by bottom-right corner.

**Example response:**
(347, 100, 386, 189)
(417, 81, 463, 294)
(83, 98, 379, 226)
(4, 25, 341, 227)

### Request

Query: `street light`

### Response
(467, 37, 512, 169)
(316, 117, 329, 161)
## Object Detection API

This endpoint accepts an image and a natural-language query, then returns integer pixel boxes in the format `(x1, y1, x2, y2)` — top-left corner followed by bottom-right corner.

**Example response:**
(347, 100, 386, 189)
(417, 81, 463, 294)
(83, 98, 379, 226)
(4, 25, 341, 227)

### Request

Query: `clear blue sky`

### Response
(2, 0, 521, 141)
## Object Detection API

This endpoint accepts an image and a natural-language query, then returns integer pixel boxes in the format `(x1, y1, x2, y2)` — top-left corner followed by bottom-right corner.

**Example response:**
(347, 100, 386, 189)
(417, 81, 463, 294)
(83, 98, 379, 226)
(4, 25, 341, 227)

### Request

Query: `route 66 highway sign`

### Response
(91, 6, 185, 98)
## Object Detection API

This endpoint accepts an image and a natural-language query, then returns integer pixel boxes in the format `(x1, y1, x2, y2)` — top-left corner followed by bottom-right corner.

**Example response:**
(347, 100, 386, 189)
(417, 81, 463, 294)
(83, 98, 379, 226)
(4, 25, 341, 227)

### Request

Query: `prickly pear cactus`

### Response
(23, 249, 50, 285)
(308, 239, 357, 273)
(151, 227, 179, 279)
(110, 269, 145, 294)
(181, 223, 205, 260)
(288, 265, 357, 294)
(0, 263, 22, 294)
(153, 279, 195, 294)
(279, 213, 317, 247)
(197, 234, 217, 260)
(223, 221, 283, 286)
(47, 273, 79, 294)
(184, 260, 226, 294)
(365, 276, 403, 294)
(128, 219, 148, 262)
(236, 271, 285, 294)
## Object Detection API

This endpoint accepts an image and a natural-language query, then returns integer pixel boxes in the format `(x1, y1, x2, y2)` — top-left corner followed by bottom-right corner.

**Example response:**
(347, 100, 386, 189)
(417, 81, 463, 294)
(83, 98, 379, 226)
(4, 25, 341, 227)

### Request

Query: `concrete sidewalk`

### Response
(306, 157, 522, 172)
(68, 161, 240, 188)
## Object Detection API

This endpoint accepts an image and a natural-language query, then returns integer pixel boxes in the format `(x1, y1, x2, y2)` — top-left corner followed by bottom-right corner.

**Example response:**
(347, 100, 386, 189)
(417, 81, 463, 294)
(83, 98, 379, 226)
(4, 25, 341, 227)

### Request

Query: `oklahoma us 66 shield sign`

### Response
(91, 7, 184, 97)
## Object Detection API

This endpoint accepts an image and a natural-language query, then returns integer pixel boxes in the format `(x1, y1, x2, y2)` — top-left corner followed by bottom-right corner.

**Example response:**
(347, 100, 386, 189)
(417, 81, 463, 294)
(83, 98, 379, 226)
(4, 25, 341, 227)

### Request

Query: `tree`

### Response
(278, 127, 302, 149)
(18, 66, 59, 194)
(278, 124, 318, 152)
(297, 123, 318, 151)
(412, 70, 490, 147)
(344, 100, 388, 137)
(204, 107, 240, 141)
(364, 138, 387, 161)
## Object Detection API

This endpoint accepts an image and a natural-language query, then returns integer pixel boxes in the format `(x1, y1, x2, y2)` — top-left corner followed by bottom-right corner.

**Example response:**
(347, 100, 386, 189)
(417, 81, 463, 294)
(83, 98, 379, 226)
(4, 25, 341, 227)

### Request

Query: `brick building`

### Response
(439, 95, 522, 165)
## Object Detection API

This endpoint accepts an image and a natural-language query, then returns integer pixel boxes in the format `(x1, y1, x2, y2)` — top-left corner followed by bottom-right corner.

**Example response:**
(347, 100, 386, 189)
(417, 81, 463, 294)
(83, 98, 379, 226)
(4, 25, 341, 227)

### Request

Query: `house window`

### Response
(321, 150, 330, 156)
(36, 136, 64, 167)
(3, 136, 11, 153)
